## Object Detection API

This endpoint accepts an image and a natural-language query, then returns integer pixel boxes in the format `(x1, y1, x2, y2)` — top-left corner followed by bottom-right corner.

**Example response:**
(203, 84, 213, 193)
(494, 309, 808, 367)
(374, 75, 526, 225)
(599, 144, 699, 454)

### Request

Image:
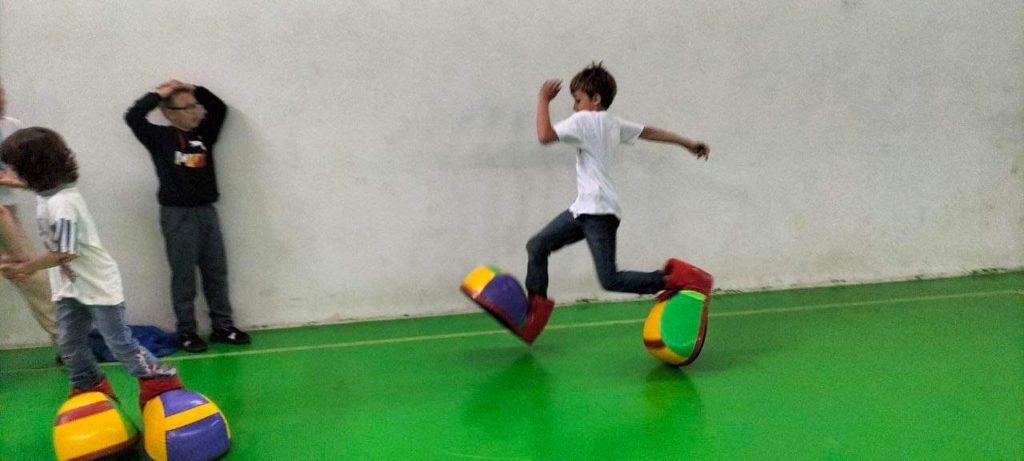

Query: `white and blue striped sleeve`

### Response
(46, 199, 79, 255)
(52, 217, 78, 254)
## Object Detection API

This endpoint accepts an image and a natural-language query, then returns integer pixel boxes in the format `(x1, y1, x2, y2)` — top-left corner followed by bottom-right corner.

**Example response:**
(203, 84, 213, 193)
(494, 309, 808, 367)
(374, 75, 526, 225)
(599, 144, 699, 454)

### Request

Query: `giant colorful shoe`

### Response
(644, 259, 713, 366)
(662, 258, 713, 296)
(139, 375, 183, 409)
(460, 265, 554, 345)
(54, 391, 140, 461)
(69, 376, 118, 403)
(143, 389, 231, 461)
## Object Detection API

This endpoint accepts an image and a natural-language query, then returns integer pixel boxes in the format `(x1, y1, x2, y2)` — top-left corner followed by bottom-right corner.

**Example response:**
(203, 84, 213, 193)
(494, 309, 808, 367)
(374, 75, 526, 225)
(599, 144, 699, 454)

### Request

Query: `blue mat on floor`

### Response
(88, 325, 178, 362)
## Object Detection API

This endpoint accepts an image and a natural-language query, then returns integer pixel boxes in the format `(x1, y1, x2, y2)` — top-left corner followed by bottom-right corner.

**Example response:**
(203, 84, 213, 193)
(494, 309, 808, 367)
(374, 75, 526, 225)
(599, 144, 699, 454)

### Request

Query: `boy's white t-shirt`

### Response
(554, 111, 644, 218)
(36, 185, 124, 305)
(0, 116, 26, 206)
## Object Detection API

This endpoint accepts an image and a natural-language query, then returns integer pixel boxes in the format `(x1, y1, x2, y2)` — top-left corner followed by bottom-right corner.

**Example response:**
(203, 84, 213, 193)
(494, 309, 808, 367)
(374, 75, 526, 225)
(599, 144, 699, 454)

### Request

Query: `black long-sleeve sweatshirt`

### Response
(124, 87, 227, 206)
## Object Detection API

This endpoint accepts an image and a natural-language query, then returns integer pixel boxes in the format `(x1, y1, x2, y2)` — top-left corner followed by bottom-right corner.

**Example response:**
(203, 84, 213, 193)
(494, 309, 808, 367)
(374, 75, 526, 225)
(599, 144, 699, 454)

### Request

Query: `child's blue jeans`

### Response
(57, 298, 177, 390)
(525, 211, 665, 298)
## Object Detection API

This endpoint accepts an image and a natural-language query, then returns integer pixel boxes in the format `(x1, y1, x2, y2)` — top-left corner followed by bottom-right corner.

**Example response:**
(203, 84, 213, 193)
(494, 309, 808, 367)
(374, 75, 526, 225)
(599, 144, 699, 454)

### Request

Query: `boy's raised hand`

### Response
(539, 79, 562, 101)
(156, 79, 196, 97)
(689, 142, 710, 161)
(173, 80, 195, 91)
(156, 80, 177, 97)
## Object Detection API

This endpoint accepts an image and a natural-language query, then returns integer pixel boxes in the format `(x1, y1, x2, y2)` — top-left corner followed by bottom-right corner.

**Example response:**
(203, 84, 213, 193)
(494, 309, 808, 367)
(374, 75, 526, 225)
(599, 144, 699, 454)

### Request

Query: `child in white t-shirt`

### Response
(0, 127, 183, 407)
(517, 62, 711, 344)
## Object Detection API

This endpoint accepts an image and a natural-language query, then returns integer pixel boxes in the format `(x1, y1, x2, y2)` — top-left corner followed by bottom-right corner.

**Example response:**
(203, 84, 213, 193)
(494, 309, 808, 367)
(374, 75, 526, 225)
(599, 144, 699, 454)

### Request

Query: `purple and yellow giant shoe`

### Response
(460, 265, 553, 344)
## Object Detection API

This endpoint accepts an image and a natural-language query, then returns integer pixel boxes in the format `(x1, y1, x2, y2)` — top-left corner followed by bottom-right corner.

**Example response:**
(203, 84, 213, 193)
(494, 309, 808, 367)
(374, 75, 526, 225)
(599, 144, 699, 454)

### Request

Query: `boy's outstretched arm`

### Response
(0, 251, 74, 281)
(640, 126, 710, 160)
(536, 80, 561, 144)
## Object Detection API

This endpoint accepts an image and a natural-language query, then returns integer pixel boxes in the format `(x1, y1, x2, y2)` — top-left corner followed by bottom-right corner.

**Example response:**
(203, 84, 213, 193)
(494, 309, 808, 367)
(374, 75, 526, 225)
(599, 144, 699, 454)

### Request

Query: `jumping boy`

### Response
(517, 62, 713, 343)
(124, 79, 250, 352)
(0, 127, 183, 406)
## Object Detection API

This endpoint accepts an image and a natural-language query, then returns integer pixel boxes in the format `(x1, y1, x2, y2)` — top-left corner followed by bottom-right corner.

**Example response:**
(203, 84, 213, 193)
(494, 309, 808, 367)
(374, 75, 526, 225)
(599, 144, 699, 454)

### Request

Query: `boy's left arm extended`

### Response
(640, 126, 710, 160)
(0, 250, 73, 281)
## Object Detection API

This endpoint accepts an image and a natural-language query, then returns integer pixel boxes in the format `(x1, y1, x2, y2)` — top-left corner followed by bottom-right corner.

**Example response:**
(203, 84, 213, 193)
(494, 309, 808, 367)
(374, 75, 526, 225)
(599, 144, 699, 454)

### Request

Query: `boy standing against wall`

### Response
(125, 80, 249, 353)
(518, 62, 712, 343)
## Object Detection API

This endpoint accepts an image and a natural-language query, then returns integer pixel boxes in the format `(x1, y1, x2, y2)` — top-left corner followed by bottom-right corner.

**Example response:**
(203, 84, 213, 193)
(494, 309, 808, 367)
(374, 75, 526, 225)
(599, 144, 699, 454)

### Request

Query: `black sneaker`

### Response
(210, 327, 251, 345)
(179, 332, 208, 353)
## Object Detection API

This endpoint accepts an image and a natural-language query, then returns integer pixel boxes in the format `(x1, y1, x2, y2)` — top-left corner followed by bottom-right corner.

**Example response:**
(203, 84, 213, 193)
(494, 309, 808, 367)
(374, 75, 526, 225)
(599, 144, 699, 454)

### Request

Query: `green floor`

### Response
(2, 272, 1022, 460)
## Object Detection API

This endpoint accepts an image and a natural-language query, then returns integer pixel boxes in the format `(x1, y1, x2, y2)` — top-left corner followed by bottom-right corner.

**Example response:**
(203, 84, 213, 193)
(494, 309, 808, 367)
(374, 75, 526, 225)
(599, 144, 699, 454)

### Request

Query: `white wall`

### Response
(2, 1, 1021, 347)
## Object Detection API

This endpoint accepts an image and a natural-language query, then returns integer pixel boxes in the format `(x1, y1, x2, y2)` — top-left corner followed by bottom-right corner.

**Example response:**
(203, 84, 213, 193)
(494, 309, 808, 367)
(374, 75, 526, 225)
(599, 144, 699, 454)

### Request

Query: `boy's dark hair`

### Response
(159, 88, 194, 108)
(0, 127, 79, 191)
(570, 61, 617, 109)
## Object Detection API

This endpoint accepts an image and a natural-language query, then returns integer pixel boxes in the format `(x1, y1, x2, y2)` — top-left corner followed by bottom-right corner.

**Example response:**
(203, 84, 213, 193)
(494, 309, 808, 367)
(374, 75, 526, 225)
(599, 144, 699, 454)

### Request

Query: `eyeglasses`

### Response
(166, 104, 202, 112)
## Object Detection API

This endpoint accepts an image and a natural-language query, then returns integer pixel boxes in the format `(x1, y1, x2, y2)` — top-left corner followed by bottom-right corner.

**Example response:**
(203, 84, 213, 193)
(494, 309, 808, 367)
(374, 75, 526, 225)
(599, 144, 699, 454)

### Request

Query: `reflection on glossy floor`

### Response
(2, 272, 1021, 459)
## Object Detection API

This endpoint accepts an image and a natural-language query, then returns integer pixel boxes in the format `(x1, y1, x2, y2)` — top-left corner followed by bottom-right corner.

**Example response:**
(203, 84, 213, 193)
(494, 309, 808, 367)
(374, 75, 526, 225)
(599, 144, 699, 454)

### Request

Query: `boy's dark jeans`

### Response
(160, 205, 235, 335)
(526, 211, 664, 298)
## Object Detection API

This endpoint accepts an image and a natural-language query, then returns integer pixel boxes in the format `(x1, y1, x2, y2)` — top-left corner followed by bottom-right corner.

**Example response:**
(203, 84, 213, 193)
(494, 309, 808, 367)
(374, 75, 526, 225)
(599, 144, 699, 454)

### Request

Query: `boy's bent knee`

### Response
(526, 237, 547, 257)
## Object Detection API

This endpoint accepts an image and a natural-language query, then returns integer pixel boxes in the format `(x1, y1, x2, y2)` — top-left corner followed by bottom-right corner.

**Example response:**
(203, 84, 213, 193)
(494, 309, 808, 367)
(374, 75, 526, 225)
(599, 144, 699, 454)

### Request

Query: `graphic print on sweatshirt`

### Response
(174, 133, 208, 168)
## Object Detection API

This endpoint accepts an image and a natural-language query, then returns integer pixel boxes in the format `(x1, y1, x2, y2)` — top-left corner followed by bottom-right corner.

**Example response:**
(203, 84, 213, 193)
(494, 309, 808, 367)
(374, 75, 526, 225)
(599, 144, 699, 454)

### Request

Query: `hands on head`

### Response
(156, 79, 195, 98)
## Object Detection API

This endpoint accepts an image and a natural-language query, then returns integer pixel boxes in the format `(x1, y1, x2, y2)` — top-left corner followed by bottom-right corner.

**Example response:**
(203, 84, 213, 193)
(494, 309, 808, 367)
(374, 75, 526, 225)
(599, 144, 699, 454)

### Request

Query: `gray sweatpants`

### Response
(159, 205, 235, 335)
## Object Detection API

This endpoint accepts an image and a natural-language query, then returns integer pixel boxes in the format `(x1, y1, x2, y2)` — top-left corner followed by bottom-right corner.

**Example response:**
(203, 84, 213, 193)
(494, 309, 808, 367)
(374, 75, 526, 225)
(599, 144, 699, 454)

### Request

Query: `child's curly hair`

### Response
(0, 127, 79, 191)
(570, 61, 617, 109)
